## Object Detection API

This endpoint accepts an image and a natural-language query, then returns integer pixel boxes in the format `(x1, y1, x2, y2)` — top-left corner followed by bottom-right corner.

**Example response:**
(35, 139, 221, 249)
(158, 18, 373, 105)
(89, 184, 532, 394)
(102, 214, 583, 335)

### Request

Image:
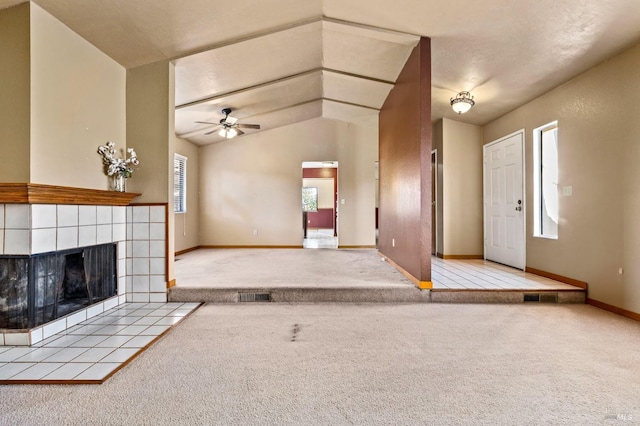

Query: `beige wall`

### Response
(126, 59, 176, 280)
(126, 60, 174, 203)
(336, 122, 378, 247)
(442, 119, 484, 256)
(29, 3, 126, 188)
(199, 117, 377, 247)
(0, 4, 31, 183)
(303, 178, 334, 209)
(0, 3, 126, 187)
(432, 118, 483, 257)
(174, 137, 200, 253)
(484, 42, 640, 313)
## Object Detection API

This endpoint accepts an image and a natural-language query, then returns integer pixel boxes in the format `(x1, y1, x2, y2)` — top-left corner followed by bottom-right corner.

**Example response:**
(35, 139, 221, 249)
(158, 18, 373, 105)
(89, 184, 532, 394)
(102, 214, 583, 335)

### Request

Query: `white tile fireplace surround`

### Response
(0, 195, 168, 346)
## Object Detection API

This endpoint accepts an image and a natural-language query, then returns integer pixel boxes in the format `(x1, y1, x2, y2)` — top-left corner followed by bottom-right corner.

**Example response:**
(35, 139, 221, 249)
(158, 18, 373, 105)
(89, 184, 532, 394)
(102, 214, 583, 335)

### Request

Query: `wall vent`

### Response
(524, 293, 558, 303)
(238, 292, 271, 302)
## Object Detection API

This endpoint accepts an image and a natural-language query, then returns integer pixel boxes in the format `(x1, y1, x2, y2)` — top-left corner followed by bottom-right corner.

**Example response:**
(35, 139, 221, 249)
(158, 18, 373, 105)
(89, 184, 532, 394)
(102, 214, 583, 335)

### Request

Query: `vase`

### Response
(111, 174, 126, 192)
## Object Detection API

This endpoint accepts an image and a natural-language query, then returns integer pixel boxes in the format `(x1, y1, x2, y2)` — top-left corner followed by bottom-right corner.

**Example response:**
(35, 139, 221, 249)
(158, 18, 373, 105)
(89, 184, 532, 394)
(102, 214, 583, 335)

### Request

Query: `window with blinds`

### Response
(174, 154, 187, 213)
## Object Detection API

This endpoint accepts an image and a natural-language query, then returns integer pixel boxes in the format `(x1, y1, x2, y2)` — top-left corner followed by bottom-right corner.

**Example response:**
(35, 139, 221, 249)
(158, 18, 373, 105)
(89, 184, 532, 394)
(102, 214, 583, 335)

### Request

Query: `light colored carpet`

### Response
(2, 303, 639, 425)
(174, 249, 413, 288)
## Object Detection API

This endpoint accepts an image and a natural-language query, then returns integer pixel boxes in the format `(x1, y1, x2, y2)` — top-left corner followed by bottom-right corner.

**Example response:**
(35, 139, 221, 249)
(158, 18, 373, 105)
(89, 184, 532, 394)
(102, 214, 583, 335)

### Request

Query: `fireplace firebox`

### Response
(0, 243, 117, 330)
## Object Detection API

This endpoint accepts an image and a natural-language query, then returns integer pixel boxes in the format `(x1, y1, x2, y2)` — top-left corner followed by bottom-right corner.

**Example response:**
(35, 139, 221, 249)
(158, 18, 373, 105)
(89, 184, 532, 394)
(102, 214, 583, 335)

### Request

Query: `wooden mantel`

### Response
(0, 183, 140, 206)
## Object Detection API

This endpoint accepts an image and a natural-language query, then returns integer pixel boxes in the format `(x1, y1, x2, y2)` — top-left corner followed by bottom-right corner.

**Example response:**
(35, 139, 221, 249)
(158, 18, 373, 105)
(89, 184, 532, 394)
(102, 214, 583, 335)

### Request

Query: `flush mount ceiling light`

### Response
(450, 91, 475, 114)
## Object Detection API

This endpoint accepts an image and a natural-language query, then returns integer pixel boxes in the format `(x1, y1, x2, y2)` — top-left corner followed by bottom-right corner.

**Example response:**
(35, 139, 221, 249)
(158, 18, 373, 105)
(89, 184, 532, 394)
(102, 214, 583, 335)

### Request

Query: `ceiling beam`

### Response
(170, 16, 421, 65)
(175, 68, 395, 109)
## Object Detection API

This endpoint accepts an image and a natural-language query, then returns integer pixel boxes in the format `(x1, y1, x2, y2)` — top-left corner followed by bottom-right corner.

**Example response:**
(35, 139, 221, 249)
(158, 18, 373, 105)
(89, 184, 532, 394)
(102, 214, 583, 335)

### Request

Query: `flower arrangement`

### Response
(97, 141, 139, 178)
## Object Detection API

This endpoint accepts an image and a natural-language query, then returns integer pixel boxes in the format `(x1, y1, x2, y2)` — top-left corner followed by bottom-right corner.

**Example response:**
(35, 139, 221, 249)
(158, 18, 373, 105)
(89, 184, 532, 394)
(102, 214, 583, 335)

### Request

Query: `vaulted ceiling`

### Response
(174, 19, 418, 144)
(4, 0, 640, 145)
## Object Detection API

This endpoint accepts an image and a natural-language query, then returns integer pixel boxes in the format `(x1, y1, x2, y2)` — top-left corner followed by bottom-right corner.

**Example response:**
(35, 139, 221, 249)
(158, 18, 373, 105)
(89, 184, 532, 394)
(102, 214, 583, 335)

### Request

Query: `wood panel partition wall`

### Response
(378, 37, 432, 288)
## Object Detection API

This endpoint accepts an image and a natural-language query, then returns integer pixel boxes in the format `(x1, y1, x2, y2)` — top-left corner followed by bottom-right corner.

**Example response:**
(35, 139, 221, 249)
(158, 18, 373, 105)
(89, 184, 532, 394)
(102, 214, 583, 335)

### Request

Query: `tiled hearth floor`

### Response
(431, 257, 580, 290)
(0, 302, 200, 384)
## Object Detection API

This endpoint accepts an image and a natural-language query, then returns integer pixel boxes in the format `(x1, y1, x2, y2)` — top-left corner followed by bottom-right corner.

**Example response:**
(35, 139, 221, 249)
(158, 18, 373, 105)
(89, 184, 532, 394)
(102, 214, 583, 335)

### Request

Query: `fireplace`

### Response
(0, 187, 168, 345)
(0, 244, 117, 330)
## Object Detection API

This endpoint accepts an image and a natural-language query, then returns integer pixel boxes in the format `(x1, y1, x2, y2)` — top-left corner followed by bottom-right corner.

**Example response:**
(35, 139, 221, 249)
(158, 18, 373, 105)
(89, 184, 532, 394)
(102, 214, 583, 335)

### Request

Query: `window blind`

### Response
(174, 154, 187, 213)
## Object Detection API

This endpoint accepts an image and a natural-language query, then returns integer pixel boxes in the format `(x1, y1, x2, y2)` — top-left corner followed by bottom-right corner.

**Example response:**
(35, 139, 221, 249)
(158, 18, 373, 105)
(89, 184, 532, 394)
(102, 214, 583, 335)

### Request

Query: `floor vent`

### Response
(238, 292, 271, 302)
(540, 293, 558, 303)
(524, 293, 558, 303)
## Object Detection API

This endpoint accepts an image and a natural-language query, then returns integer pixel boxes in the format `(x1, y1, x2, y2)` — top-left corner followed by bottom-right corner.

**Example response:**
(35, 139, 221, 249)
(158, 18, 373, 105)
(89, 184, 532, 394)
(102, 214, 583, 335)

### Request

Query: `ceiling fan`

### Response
(196, 108, 261, 139)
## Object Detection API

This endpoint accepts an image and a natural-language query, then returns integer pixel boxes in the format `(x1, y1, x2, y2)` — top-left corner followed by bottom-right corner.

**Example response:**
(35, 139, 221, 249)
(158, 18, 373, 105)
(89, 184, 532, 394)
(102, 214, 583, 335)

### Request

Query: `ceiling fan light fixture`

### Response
(450, 91, 475, 114)
(226, 128, 238, 139)
(198, 108, 260, 139)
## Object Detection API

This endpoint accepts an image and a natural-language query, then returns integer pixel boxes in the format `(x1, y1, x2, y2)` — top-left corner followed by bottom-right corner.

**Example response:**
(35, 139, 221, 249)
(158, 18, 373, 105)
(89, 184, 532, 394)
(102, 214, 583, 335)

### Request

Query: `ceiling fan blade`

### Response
(237, 124, 260, 129)
(225, 116, 238, 125)
(235, 128, 245, 136)
(195, 121, 217, 125)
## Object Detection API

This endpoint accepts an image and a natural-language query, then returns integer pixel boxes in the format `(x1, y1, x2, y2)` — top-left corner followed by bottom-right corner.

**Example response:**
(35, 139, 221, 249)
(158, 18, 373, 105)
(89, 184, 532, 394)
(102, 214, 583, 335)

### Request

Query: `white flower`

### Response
(97, 141, 139, 178)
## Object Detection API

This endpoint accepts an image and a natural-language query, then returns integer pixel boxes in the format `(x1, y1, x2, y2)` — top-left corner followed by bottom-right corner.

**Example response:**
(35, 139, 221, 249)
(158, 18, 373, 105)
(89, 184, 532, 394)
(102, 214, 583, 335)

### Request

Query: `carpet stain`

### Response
(291, 323, 301, 342)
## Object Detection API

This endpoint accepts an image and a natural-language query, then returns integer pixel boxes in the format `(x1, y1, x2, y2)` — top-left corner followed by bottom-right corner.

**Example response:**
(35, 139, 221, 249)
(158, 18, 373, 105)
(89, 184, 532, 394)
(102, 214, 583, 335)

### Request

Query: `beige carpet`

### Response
(174, 248, 414, 288)
(2, 303, 639, 425)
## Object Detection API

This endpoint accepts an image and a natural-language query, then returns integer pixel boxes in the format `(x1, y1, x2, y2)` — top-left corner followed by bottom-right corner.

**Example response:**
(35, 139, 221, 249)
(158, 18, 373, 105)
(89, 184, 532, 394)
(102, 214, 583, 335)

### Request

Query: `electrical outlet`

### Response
(253, 229, 258, 236)
(619, 267, 624, 275)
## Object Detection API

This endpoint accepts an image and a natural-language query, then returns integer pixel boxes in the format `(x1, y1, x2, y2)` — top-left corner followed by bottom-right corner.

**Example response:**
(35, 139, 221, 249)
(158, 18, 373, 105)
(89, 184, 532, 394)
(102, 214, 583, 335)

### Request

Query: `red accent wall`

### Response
(306, 208, 334, 228)
(378, 38, 432, 282)
(303, 168, 337, 179)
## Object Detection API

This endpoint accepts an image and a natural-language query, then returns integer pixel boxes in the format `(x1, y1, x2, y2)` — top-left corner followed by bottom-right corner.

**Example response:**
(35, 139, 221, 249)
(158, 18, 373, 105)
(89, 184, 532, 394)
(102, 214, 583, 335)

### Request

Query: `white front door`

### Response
(484, 131, 525, 270)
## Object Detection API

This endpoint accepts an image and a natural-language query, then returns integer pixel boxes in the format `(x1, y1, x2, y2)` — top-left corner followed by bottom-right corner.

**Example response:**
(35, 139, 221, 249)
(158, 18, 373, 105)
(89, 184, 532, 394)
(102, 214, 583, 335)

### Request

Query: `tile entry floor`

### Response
(303, 228, 338, 249)
(431, 257, 580, 290)
(0, 302, 200, 384)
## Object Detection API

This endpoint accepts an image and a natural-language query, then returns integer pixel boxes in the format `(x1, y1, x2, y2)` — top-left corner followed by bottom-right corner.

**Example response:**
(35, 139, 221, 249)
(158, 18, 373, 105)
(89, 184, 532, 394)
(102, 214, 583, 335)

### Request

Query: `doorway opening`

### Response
(431, 150, 437, 256)
(375, 161, 379, 246)
(302, 161, 338, 249)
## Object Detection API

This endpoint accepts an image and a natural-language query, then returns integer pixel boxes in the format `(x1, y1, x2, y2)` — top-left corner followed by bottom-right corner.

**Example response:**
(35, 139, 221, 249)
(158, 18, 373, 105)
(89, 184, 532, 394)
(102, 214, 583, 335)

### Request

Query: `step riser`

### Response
(169, 288, 431, 304)
(169, 288, 585, 304)
(431, 291, 585, 304)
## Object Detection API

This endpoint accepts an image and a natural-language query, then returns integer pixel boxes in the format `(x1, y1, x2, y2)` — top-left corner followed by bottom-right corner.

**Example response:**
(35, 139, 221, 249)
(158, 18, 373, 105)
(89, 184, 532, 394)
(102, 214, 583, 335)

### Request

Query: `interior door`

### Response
(484, 131, 525, 269)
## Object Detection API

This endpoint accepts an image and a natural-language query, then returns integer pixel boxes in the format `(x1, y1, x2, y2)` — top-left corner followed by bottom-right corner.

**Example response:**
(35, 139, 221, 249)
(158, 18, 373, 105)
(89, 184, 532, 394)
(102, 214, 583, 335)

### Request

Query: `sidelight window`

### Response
(533, 122, 558, 239)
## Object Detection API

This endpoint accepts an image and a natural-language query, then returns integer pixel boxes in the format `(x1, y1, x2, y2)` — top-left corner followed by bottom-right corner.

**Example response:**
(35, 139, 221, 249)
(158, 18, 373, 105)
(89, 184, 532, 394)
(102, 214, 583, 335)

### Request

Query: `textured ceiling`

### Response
(3, 0, 640, 145)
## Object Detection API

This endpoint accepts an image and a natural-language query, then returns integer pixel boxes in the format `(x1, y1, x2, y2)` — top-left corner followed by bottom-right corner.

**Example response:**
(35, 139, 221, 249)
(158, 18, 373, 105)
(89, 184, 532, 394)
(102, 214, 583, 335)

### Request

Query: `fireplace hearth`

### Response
(0, 243, 117, 330)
